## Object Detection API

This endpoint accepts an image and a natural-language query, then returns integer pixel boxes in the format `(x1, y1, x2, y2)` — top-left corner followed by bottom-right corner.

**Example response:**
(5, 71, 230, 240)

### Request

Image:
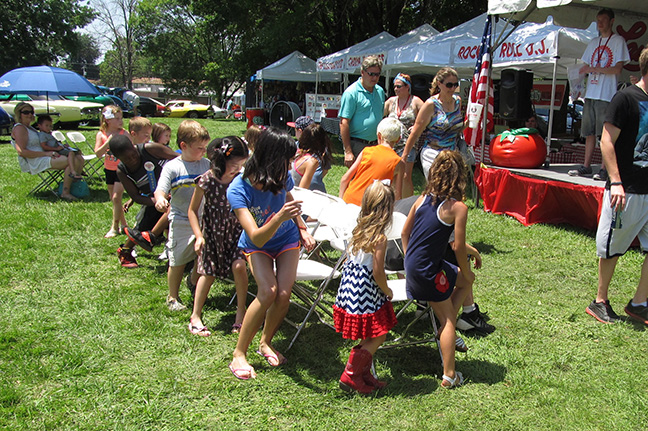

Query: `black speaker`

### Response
(410, 74, 433, 101)
(499, 69, 533, 120)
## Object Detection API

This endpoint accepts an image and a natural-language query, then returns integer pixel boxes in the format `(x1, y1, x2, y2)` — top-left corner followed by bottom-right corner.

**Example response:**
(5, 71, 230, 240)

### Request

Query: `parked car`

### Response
(138, 97, 168, 117)
(0, 105, 13, 135)
(165, 100, 214, 118)
(211, 105, 228, 119)
(0, 94, 102, 128)
(0, 98, 61, 128)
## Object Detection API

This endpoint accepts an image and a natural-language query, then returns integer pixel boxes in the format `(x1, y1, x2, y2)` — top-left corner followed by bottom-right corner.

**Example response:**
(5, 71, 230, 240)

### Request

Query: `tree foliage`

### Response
(132, 0, 486, 101)
(0, 0, 95, 75)
(93, 0, 140, 89)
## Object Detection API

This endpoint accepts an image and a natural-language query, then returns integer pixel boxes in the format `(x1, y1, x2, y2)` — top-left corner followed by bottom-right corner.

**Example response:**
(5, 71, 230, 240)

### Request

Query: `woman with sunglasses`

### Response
(384, 73, 424, 198)
(402, 68, 465, 180)
(10, 102, 84, 200)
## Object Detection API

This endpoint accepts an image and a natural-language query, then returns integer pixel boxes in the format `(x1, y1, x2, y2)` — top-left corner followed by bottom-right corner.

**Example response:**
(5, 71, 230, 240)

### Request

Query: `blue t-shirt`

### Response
(227, 174, 300, 251)
(338, 78, 385, 142)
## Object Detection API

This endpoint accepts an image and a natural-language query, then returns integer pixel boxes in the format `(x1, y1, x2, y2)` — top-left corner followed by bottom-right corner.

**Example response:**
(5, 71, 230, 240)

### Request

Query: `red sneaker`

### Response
(117, 245, 138, 268)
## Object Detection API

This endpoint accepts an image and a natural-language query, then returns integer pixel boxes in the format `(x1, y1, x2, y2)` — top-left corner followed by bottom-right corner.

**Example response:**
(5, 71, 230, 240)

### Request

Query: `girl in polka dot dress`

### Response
(188, 136, 249, 337)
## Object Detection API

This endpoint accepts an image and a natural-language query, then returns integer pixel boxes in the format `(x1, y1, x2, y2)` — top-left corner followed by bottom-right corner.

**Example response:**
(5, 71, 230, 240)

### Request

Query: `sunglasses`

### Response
(444, 82, 460, 89)
(364, 71, 380, 77)
(21, 110, 35, 115)
(394, 84, 404, 89)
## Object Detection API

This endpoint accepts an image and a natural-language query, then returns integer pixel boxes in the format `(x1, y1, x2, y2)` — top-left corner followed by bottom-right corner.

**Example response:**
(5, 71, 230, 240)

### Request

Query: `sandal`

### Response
(256, 350, 287, 367)
(441, 371, 464, 389)
(455, 335, 469, 352)
(188, 323, 211, 337)
(228, 362, 256, 380)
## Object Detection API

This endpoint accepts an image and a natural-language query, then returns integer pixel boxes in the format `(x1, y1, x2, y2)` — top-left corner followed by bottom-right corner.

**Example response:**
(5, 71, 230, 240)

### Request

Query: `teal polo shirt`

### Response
(338, 78, 385, 142)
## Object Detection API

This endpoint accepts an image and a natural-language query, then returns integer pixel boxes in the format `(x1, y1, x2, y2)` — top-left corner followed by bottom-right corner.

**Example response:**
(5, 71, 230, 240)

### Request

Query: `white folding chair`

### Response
(66, 131, 103, 183)
(380, 213, 440, 351)
(380, 279, 440, 350)
(286, 198, 360, 350)
(51, 130, 66, 143)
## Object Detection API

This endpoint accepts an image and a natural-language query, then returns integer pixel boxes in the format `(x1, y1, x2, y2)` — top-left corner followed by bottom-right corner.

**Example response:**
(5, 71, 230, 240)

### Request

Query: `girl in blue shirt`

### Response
(227, 128, 315, 380)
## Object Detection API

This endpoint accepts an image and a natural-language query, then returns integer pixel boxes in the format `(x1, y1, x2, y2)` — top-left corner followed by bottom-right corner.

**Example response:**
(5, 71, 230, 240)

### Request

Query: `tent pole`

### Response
(546, 55, 559, 168)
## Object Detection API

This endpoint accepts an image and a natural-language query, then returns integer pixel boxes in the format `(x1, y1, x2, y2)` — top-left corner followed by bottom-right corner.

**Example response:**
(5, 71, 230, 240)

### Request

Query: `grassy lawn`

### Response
(1, 117, 647, 430)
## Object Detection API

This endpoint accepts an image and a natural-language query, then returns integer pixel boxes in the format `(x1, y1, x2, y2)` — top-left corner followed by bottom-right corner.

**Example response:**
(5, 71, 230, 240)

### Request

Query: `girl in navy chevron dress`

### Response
(333, 181, 398, 394)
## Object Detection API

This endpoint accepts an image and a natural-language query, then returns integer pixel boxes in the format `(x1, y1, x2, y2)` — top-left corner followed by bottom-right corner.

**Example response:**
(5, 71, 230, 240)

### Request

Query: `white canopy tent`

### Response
(256, 51, 341, 83)
(255, 50, 341, 108)
(385, 13, 596, 78)
(486, 0, 648, 159)
(488, 0, 648, 81)
(316, 32, 396, 76)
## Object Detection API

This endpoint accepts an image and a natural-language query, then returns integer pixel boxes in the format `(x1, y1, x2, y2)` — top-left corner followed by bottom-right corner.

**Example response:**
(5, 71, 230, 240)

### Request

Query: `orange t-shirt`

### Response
(342, 145, 401, 206)
(97, 129, 127, 171)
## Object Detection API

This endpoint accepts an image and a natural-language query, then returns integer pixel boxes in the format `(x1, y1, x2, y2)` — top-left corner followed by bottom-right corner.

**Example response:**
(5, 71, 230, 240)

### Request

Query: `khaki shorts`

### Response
(596, 190, 648, 258)
(166, 219, 197, 267)
(581, 99, 609, 138)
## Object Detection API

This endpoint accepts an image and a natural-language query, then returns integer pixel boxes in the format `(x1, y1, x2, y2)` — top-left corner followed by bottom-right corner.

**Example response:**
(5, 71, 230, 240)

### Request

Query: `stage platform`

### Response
(475, 163, 606, 231)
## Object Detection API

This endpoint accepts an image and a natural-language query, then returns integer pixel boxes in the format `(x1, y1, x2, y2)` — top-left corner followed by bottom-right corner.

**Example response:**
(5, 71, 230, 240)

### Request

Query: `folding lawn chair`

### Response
(379, 212, 440, 351)
(51, 130, 66, 143)
(285, 195, 361, 350)
(30, 169, 65, 198)
(66, 131, 103, 183)
(10, 140, 64, 198)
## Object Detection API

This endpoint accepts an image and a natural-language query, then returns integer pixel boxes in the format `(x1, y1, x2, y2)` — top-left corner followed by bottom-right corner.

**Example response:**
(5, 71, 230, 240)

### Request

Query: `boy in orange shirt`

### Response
(340, 117, 403, 205)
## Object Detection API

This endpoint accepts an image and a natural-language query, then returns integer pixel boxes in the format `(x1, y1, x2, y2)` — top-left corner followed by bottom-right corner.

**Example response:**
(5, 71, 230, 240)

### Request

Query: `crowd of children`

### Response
(87, 110, 487, 392)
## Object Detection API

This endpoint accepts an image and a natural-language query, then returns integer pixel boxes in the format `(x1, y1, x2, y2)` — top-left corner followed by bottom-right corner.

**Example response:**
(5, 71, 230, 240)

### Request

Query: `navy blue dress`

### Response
(404, 195, 458, 302)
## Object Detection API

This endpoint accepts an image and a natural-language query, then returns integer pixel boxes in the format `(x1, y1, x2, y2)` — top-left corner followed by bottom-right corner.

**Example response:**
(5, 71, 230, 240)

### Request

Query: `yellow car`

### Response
(165, 100, 214, 118)
(0, 94, 102, 128)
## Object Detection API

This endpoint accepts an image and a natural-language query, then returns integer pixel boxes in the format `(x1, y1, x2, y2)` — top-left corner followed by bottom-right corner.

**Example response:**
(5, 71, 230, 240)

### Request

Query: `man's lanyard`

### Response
(595, 34, 613, 67)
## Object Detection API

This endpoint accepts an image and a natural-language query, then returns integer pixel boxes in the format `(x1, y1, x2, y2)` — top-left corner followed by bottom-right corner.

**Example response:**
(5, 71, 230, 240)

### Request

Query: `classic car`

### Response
(0, 94, 102, 128)
(211, 105, 228, 119)
(165, 100, 214, 118)
(0, 99, 61, 128)
(138, 97, 168, 117)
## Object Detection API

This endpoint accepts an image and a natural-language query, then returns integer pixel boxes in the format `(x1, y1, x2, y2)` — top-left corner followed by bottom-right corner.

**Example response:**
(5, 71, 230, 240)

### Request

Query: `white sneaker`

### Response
(158, 249, 168, 260)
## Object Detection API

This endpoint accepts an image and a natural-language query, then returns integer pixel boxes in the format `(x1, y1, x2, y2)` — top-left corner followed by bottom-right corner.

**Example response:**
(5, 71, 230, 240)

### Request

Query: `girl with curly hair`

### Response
(401, 150, 474, 389)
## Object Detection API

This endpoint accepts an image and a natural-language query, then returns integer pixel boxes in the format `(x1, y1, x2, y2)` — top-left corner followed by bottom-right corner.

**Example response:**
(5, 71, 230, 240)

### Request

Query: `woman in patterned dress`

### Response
(401, 68, 466, 180)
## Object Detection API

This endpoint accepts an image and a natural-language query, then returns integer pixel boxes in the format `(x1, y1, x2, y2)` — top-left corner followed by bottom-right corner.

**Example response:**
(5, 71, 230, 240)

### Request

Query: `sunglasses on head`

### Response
(364, 71, 380, 77)
(444, 82, 460, 89)
(21, 110, 35, 115)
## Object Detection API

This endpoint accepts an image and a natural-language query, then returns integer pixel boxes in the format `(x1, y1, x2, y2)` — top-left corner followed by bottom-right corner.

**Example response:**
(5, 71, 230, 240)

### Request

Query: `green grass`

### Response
(1, 118, 648, 430)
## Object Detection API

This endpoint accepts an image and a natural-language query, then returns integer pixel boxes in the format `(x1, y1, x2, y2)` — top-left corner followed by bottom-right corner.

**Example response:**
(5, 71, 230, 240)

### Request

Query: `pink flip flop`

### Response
(188, 323, 211, 337)
(228, 363, 255, 380)
(256, 350, 287, 367)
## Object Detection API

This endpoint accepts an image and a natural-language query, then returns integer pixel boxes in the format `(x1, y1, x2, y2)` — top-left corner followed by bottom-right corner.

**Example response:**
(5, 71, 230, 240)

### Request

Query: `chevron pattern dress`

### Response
(333, 250, 397, 340)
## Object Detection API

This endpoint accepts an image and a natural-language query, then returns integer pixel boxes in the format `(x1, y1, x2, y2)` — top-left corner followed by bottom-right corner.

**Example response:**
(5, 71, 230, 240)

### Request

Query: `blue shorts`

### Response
(406, 260, 458, 302)
(243, 241, 300, 260)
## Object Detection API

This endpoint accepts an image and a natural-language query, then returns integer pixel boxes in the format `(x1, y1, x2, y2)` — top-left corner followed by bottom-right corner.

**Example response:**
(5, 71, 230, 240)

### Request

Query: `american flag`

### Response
(464, 17, 494, 149)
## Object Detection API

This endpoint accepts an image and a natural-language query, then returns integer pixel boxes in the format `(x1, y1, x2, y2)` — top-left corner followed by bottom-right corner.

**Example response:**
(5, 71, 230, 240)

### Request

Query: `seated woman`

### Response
(10, 102, 85, 201)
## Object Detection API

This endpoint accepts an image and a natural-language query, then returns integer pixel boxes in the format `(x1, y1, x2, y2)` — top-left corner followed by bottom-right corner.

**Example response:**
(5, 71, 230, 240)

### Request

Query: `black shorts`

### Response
(136, 205, 163, 232)
(104, 169, 120, 185)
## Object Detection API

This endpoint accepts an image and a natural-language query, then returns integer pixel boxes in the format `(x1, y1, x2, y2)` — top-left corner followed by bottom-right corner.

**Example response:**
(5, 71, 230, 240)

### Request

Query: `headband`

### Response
(103, 107, 115, 120)
(221, 141, 233, 156)
(394, 73, 411, 88)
